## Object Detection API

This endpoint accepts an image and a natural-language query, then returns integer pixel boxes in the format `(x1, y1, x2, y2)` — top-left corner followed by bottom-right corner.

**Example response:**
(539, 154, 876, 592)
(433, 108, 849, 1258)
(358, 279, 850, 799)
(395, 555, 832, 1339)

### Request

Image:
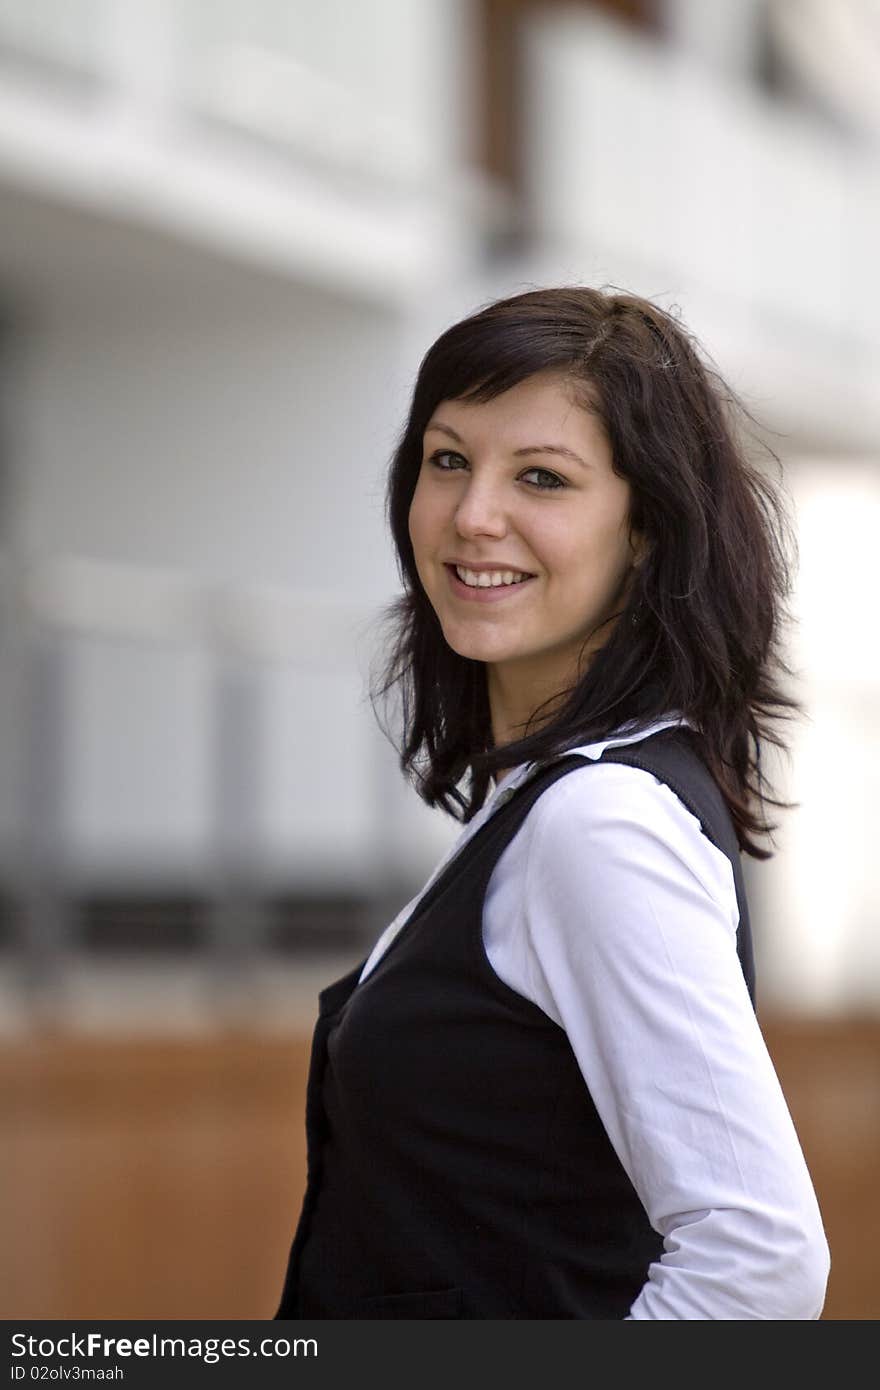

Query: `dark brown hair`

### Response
(371, 286, 800, 858)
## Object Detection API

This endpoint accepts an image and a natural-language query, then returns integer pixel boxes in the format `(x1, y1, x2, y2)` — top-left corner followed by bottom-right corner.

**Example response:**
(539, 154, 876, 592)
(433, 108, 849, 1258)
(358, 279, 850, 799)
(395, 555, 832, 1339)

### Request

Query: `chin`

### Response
(439, 625, 506, 664)
(443, 638, 493, 663)
(450, 642, 519, 667)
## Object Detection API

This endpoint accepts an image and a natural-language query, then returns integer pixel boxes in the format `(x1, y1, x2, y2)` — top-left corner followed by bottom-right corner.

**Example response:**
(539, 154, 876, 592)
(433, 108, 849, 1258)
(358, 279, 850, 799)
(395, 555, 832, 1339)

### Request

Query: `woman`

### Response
(275, 287, 830, 1320)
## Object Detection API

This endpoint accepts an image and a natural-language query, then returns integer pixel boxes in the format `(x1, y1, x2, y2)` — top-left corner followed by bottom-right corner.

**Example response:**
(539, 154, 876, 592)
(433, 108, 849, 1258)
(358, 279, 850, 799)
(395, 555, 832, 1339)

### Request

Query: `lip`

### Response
(444, 562, 537, 603)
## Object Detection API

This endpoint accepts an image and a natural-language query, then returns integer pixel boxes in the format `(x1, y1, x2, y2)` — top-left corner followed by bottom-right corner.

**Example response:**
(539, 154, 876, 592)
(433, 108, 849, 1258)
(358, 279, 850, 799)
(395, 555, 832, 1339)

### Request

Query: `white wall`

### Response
(752, 456, 880, 1014)
(16, 284, 399, 590)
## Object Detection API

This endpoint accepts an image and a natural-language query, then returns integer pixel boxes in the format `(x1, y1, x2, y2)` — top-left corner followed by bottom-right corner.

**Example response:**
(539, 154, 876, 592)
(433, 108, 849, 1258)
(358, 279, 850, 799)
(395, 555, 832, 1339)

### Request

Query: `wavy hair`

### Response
(370, 286, 801, 858)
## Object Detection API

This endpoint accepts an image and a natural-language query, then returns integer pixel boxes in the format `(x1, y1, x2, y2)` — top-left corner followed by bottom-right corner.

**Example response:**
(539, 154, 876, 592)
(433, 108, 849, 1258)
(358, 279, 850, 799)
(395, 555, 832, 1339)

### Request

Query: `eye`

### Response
(520, 467, 566, 491)
(427, 449, 467, 470)
(425, 451, 566, 491)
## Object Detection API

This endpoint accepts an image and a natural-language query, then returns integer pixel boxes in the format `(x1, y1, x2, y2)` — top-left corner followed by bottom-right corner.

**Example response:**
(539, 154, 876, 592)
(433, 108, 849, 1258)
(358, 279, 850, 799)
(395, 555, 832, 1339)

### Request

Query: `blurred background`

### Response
(1, 0, 878, 1321)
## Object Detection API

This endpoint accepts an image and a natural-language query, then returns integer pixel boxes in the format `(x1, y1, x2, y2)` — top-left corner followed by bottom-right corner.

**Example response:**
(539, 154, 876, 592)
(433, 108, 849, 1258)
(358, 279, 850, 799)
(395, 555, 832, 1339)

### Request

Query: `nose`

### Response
(453, 474, 509, 540)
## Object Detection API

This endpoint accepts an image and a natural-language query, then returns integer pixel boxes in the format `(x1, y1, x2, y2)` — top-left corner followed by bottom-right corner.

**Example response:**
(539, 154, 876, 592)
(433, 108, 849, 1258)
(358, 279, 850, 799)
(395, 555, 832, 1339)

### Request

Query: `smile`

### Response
(455, 565, 532, 588)
(445, 564, 537, 602)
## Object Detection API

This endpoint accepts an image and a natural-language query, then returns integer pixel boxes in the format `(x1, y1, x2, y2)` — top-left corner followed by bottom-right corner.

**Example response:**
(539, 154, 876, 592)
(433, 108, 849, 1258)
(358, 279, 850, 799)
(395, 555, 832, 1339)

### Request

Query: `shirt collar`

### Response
(488, 714, 689, 805)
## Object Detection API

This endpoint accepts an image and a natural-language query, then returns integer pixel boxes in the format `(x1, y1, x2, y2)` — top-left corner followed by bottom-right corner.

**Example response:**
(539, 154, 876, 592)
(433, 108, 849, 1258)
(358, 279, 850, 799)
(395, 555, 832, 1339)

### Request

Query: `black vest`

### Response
(275, 728, 755, 1320)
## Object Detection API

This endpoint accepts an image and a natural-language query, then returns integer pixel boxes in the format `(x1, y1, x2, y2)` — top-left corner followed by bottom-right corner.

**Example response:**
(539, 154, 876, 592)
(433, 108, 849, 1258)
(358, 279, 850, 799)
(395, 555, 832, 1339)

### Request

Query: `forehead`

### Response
(425, 371, 608, 451)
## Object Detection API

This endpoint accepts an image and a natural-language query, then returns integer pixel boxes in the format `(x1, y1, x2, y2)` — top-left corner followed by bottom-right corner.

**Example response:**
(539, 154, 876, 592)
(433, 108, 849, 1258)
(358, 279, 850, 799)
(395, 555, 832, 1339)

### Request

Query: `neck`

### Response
(487, 661, 575, 758)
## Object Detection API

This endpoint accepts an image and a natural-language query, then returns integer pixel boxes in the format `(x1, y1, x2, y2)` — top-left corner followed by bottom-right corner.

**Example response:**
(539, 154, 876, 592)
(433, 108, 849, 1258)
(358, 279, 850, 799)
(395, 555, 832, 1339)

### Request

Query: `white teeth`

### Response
(455, 566, 531, 588)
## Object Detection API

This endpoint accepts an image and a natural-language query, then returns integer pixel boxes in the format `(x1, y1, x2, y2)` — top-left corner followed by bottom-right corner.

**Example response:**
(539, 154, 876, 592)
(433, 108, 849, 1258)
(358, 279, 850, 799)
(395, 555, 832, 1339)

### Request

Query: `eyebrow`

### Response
(424, 420, 593, 469)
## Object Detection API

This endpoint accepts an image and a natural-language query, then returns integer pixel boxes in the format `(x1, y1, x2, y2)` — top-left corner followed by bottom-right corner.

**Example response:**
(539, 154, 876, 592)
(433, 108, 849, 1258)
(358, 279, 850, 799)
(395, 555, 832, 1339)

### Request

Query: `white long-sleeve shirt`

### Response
(359, 716, 830, 1319)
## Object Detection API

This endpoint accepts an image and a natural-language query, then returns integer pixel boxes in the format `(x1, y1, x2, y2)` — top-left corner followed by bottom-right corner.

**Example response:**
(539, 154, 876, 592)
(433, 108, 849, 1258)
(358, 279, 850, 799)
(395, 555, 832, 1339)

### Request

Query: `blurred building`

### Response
(0, 0, 879, 1317)
(1, 0, 879, 1022)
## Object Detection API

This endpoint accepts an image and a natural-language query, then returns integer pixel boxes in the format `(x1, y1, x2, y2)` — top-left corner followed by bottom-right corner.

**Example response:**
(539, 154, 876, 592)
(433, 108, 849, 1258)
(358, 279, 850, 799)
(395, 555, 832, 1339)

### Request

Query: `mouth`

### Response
(444, 563, 537, 602)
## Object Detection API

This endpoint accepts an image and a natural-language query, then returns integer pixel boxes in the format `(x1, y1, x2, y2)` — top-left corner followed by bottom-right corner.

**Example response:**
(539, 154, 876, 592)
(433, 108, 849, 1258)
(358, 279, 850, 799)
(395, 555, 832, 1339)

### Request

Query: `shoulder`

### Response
(521, 757, 737, 926)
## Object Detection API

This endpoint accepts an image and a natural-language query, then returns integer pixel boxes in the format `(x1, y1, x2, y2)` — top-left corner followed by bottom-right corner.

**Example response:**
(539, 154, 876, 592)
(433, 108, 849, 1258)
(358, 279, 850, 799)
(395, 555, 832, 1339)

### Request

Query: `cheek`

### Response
(407, 481, 427, 554)
(407, 483, 438, 581)
(550, 513, 632, 593)
(409, 473, 447, 552)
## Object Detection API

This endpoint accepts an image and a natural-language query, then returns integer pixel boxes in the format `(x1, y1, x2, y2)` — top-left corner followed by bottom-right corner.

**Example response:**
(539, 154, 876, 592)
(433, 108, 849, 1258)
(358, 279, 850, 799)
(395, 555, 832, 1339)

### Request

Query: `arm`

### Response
(521, 763, 830, 1320)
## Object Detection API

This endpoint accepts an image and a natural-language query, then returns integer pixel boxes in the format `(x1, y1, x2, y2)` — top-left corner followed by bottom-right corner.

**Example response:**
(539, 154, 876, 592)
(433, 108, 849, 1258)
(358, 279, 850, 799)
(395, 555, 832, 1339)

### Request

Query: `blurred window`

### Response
(476, 0, 660, 191)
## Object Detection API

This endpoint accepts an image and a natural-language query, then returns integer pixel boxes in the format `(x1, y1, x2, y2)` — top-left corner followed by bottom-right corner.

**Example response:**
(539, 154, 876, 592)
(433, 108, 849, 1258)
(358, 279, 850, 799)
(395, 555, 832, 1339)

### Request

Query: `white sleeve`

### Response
(520, 763, 830, 1320)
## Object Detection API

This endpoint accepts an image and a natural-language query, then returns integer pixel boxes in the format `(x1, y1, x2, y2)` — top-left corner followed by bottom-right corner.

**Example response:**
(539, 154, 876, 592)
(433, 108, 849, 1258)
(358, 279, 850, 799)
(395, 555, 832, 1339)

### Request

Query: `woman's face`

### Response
(408, 369, 642, 708)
